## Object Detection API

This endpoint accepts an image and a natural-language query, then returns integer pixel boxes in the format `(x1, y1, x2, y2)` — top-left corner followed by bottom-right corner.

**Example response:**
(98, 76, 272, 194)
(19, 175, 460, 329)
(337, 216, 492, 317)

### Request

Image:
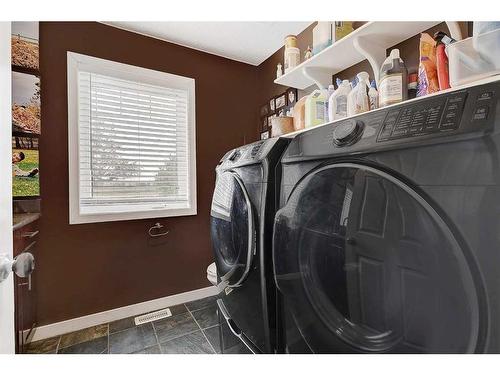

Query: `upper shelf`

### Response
(274, 21, 445, 90)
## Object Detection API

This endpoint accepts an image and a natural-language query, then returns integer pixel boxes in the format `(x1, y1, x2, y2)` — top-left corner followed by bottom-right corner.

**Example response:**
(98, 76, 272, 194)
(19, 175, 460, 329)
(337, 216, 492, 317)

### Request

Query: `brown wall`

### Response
(38, 22, 258, 325)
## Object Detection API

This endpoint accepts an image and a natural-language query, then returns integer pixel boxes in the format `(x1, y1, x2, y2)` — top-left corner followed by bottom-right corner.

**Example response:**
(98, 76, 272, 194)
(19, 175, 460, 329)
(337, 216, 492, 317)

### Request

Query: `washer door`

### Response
(274, 163, 480, 353)
(211, 171, 255, 288)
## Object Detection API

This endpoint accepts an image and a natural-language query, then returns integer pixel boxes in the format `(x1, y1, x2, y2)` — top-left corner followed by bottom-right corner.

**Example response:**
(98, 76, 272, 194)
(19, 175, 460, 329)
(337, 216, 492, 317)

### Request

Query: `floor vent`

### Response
(134, 308, 172, 325)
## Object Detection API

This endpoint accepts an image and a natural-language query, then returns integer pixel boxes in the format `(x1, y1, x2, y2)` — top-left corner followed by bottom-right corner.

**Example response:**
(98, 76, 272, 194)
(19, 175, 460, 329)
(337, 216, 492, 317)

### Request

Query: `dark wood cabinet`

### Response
(13, 219, 38, 354)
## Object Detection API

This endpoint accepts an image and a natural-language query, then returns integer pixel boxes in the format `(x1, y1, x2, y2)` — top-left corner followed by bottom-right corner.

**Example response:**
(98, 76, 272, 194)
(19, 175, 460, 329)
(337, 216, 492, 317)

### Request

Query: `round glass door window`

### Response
(273, 163, 481, 353)
(210, 171, 254, 287)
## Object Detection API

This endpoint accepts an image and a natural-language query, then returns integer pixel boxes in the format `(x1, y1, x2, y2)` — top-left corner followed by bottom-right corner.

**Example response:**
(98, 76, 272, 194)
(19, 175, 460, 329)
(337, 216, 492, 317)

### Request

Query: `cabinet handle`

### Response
(22, 230, 39, 239)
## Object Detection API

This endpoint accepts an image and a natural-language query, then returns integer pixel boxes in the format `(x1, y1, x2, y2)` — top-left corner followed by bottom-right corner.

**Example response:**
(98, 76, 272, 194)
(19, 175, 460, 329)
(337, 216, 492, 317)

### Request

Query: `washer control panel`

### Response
(377, 91, 468, 142)
(283, 80, 499, 162)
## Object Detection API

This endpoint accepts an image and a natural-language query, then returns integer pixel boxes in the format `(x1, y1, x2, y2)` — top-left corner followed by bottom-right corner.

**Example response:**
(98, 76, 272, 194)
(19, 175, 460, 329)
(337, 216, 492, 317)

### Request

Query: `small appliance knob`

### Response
(332, 120, 364, 146)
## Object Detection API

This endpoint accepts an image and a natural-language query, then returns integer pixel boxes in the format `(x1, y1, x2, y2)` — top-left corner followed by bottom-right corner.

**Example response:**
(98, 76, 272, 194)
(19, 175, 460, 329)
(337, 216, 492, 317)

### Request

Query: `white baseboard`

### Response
(28, 285, 219, 342)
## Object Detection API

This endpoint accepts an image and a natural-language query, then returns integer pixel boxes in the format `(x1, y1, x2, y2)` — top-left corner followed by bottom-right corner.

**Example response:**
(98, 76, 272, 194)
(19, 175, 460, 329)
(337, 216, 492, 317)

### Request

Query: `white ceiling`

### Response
(104, 22, 312, 65)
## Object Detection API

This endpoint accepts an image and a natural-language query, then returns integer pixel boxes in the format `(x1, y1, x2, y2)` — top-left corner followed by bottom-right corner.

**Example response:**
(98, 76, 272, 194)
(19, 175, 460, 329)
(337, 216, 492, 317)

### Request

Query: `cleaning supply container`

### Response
(305, 90, 328, 128)
(328, 79, 351, 121)
(271, 116, 294, 136)
(447, 28, 500, 87)
(379, 49, 408, 107)
(293, 96, 307, 131)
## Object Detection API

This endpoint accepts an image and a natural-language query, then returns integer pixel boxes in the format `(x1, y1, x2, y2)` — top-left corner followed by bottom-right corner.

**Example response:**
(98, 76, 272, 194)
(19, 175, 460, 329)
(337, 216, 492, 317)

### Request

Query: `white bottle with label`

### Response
(355, 74, 370, 114)
(378, 49, 408, 107)
(328, 80, 351, 121)
(284, 47, 300, 73)
(346, 78, 359, 117)
(325, 84, 336, 121)
(305, 89, 328, 128)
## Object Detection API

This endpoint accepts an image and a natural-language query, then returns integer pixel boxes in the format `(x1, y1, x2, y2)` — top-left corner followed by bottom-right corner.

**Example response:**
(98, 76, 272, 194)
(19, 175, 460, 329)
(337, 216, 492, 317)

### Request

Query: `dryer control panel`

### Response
(217, 137, 289, 170)
(282, 80, 499, 162)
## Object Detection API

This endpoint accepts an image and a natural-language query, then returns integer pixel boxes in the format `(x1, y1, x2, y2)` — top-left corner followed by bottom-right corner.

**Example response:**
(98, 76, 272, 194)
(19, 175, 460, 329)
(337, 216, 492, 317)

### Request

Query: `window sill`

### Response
(69, 206, 197, 225)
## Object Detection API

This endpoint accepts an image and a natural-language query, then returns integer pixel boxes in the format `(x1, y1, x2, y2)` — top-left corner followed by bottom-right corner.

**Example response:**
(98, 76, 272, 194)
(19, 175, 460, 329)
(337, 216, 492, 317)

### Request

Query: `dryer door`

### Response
(211, 171, 255, 288)
(274, 163, 481, 353)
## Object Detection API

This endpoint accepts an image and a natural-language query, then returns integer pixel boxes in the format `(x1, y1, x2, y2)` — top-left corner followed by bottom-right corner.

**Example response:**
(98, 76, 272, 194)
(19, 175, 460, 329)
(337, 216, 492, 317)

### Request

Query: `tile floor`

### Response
(25, 296, 223, 354)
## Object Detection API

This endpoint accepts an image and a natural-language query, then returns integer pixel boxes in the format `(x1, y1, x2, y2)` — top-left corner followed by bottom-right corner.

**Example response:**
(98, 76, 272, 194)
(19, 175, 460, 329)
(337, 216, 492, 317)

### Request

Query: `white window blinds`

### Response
(68, 52, 196, 224)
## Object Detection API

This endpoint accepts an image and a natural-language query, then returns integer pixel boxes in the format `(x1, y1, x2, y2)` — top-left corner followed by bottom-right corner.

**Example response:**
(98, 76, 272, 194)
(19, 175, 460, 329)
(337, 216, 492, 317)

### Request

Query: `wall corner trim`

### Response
(28, 285, 219, 342)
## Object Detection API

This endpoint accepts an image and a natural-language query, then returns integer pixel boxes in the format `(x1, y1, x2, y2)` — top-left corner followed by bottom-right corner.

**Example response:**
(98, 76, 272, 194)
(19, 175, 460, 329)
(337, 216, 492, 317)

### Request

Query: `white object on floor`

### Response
(134, 308, 172, 325)
(207, 262, 217, 286)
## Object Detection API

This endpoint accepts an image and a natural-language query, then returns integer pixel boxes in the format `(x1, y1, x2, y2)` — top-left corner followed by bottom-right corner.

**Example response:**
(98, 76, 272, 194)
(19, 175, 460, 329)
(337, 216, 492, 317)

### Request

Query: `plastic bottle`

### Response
(325, 84, 336, 120)
(408, 72, 418, 99)
(328, 79, 351, 121)
(327, 84, 336, 98)
(346, 77, 359, 117)
(434, 32, 452, 91)
(347, 72, 370, 116)
(305, 89, 328, 128)
(355, 74, 370, 114)
(379, 49, 408, 107)
(368, 80, 379, 110)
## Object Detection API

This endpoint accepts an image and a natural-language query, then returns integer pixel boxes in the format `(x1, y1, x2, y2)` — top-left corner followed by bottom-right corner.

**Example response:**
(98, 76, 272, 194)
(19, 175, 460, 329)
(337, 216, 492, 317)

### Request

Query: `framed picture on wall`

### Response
(267, 113, 277, 126)
(269, 97, 276, 113)
(275, 93, 287, 110)
(286, 87, 298, 107)
(261, 116, 268, 132)
(12, 71, 41, 135)
(260, 103, 269, 117)
(12, 135, 40, 198)
(11, 23, 39, 71)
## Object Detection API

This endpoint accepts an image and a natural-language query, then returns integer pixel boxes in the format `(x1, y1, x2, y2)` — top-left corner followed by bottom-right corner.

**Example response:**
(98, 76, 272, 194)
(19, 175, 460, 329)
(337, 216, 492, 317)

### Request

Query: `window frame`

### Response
(67, 51, 197, 224)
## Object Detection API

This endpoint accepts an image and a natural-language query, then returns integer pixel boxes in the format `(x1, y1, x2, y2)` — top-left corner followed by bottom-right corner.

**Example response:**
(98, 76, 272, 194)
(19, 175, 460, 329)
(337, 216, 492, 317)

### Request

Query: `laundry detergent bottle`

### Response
(379, 48, 408, 107)
(346, 77, 359, 117)
(305, 89, 328, 128)
(328, 79, 351, 121)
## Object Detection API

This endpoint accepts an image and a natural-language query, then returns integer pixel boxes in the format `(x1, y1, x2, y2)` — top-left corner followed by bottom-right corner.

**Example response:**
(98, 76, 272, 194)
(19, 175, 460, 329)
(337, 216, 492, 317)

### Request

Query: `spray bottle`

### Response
(368, 80, 379, 110)
(355, 73, 370, 114)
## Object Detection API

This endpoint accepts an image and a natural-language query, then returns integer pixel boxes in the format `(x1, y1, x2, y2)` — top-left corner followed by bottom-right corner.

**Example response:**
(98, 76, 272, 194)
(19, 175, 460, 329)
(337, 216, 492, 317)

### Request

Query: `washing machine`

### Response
(210, 137, 289, 353)
(273, 78, 500, 353)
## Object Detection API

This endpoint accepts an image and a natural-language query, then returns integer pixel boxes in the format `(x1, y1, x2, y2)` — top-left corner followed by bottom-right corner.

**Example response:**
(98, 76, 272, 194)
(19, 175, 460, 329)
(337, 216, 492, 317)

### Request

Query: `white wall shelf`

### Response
(274, 21, 461, 90)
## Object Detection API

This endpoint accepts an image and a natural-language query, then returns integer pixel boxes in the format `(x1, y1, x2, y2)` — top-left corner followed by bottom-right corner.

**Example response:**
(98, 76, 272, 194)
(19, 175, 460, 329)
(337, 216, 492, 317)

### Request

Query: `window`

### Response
(67, 52, 196, 224)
